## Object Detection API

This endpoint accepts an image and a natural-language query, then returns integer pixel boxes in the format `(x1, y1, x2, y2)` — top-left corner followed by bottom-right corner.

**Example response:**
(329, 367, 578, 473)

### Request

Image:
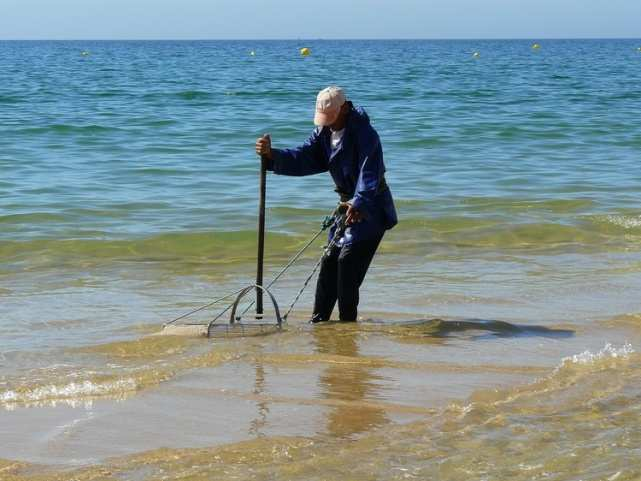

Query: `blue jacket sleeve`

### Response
(350, 125, 384, 211)
(267, 128, 328, 177)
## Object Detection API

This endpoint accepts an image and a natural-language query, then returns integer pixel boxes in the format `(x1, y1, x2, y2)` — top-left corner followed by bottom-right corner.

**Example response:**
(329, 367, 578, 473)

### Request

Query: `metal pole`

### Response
(256, 136, 269, 316)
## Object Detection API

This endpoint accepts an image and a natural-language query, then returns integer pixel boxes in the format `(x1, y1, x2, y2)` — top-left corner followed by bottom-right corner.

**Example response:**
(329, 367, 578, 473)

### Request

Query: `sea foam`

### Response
(557, 342, 634, 369)
(0, 378, 137, 406)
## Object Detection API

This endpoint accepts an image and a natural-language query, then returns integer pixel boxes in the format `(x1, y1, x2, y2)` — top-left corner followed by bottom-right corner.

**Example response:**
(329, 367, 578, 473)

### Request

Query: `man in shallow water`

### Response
(255, 86, 397, 323)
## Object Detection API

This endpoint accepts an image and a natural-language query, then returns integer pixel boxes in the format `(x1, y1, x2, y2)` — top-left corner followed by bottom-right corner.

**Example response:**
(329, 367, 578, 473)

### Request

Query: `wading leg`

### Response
(337, 235, 383, 322)
(312, 245, 341, 322)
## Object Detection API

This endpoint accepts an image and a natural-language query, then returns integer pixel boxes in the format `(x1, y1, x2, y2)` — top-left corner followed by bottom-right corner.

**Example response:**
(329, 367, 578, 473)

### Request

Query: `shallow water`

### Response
(1, 325, 640, 480)
(1, 39, 641, 479)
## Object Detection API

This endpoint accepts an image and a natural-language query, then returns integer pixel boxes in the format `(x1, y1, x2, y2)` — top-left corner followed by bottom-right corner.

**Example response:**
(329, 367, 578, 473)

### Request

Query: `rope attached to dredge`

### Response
(164, 287, 246, 326)
(164, 207, 345, 328)
(237, 214, 337, 319)
(282, 214, 346, 320)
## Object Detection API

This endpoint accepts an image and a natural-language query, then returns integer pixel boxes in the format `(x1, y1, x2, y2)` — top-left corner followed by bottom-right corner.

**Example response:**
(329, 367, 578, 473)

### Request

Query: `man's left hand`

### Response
(344, 203, 363, 225)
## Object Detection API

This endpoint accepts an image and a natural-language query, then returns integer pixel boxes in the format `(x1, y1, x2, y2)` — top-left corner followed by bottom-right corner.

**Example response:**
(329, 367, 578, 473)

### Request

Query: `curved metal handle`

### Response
(206, 284, 282, 337)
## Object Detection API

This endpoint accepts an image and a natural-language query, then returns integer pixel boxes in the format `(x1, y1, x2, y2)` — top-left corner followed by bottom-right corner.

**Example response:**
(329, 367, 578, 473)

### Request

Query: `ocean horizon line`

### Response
(1, 36, 640, 42)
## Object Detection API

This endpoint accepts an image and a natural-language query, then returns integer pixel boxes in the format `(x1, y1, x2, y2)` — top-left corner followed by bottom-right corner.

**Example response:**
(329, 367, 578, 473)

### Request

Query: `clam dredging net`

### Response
(163, 211, 346, 338)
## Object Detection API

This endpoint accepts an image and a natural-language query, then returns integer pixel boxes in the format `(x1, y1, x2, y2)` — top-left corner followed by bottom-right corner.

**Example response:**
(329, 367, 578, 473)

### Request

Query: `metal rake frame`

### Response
(206, 284, 283, 338)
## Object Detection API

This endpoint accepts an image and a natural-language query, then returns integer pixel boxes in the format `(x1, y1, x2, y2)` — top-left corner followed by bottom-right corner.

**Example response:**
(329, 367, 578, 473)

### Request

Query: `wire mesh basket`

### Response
(206, 322, 282, 338)
(206, 285, 282, 338)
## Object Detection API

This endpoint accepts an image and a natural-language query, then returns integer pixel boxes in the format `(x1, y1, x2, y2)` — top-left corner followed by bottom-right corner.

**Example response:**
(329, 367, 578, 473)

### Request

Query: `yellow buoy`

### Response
(300, 47, 311, 57)
(472, 51, 480, 58)
(532, 43, 541, 50)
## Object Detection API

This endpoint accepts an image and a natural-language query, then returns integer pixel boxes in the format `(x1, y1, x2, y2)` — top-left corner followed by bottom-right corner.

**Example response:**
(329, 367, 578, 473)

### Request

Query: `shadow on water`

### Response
(363, 318, 575, 341)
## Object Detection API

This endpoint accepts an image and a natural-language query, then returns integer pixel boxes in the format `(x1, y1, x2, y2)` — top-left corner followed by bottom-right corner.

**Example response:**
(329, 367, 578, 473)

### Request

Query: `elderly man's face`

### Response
(329, 103, 349, 131)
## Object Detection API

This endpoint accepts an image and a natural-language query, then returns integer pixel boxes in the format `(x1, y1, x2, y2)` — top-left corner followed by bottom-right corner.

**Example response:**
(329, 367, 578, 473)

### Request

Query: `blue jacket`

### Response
(267, 103, 397, 245)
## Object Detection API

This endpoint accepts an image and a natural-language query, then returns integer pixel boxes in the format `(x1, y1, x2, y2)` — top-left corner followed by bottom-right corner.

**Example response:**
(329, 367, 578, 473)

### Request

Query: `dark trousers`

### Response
(312, 234, 383, 322)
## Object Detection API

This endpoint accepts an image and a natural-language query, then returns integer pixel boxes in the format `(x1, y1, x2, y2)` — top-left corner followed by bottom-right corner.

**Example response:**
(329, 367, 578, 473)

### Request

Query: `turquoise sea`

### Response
(2, 40, 641, 478)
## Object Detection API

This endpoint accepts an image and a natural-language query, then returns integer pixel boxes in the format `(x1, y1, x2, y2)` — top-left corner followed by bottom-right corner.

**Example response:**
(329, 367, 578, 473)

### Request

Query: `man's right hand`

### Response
(255, 135, 272, 160)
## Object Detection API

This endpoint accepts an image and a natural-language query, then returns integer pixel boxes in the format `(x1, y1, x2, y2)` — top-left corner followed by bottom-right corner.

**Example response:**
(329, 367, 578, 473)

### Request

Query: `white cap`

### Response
(314, 86, 346, 126)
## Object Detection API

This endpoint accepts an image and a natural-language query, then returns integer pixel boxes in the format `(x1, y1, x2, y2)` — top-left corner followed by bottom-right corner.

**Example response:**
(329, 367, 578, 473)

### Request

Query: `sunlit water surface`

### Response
(1, 39, 641, 479)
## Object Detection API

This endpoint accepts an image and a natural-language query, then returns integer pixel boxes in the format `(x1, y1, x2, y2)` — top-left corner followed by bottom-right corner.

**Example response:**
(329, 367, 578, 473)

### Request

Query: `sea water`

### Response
(1, 40, 641, 479)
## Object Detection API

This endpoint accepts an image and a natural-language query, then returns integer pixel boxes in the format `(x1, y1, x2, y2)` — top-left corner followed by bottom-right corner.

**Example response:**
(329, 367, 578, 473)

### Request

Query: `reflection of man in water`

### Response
(313, 326, 388, 438)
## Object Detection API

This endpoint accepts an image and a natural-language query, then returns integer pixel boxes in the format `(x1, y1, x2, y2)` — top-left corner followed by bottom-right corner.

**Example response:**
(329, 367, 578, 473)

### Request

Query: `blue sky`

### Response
(1, 0, 640, 39)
